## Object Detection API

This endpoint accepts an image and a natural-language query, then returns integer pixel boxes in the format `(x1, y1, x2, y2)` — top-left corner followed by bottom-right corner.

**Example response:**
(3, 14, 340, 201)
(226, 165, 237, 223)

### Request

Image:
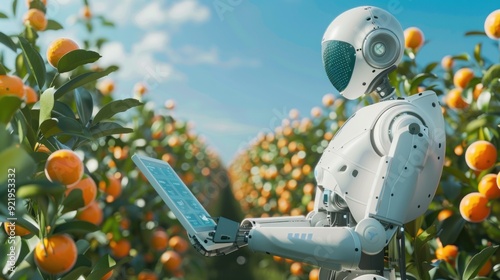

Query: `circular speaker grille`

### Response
(362, 29, 401, 69)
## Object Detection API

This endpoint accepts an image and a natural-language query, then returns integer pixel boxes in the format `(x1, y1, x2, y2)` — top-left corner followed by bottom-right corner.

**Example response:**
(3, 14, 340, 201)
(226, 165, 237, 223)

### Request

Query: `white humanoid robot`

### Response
(194, 6, 446, 280)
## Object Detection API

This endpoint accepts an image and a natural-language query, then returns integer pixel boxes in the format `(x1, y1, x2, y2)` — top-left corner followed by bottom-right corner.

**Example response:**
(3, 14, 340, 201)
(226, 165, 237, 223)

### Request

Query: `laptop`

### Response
(132, 153, 242, 256)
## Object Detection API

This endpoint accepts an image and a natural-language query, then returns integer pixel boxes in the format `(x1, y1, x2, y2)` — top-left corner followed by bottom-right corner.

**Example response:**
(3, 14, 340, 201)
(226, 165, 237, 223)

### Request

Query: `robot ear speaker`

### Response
(362, 29, 401, 69)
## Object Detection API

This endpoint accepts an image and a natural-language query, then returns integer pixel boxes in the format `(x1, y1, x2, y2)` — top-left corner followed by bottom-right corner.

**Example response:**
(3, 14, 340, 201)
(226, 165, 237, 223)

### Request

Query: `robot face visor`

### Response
(322, 40, 356, 93)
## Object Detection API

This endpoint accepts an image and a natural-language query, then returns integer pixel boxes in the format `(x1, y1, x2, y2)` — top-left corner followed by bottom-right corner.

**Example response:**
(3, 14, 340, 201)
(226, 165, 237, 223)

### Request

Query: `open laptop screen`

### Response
(132, 154, 216, 232)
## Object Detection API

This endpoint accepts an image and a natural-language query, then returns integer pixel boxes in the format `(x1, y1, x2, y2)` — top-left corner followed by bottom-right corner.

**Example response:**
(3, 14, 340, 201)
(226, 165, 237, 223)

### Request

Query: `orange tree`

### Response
(0, 1, 233, 279)
(229, 11, 500, 280)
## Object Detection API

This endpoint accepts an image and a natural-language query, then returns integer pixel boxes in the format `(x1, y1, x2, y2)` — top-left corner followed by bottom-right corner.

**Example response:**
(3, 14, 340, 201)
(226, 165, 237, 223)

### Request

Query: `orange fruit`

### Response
(110, 239, 131, 259)
(473, 83, 484, 100)
(454, 144, 464, 156)
(465, 140, 497, 171)
(322, 93, 334, 107)
(165, 99, 175, 110)
(290, 262, 303, 276)
(151, 230, 169, 251)
(23, 9, 47, 31)
(437, 209, 453, 222)
(0, 75, 25, 98)
(453, 68, 474, 89)
(98, 79, 115, 95)
(459, 192, 490, 223)
(120, 217, 130, 230)
(485, 10, 500, 39)
(169, 236, 189, 253)
(34, 234, 77, 275)
(99, 174, 122, 201)
(76, 201, 103, 225)
(478, 174, 500, 199)
(101, 270, 113, 280)
(47, 38, 79, 68)
(138, 271, 158, 280)
(134, 83, 147, 95)
(445, 88, 468, 109)
(310, 107, 322, 118)
(45, 149, 84, 186)
(65, 175, 97, 208)
(24, 85, 38, 103)
(82, 5, 91, 19)
(478, 259, 492, 276)
(309, 268, 320, 280)
(441, 55, 454, 70)
(3, 222, 31, 236)
(404, 27, 425, 50)
(435, 244, 458, 265)
(273, 255, 284, 263)
(26, 0, 47, 6)
(160, 250, 182, 271)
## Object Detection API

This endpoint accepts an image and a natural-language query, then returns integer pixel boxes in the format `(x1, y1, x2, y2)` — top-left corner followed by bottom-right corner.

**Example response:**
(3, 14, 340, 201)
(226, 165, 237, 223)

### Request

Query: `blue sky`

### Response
(3, 0, 500, 164)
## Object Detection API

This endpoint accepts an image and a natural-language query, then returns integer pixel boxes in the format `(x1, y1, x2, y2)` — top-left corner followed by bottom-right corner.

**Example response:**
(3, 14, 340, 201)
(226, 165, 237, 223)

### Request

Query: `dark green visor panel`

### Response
(322, 40, 356, 93)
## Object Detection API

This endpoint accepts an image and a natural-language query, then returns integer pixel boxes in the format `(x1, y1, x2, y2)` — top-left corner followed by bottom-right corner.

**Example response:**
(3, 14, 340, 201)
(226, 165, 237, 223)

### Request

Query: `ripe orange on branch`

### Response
(34, 234, 77, 275)
(76, 201, 103, 225)
(0, 75, 25, 98)
(24, 85, 38, 103)
(151, 230, 169, 251)
(99, 174, 122, 202)
(3, 222, 31, 236)
(110, 239, 131, 259)
(465, 140, 497, 171)
(23, 9, 47, 31)
(47, 38, 79, 68)
(478, 173, 500, 199)
(485, 9, 500, 39)
(161, 250, 182, 271)
(453, 68, 474, 89)
(445, 88, 468, 109)
(459, 192, 490, 223)
(404, 27, 424, 50)
(435, 244, 459, 265)
(45, 149, 84, 186)
(65, 175, 97, 208)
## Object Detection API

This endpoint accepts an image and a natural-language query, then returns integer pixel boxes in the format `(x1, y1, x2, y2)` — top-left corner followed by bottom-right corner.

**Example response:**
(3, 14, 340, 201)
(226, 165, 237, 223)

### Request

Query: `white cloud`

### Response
(134, 0, 210, 29)
(93, 0, 137, 26)
(99, 35, 180, 84)
(167, 45, 261, 68)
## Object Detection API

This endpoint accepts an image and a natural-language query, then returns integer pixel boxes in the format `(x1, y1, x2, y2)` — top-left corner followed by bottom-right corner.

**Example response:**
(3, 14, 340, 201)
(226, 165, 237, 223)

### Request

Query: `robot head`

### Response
(322, 6, 404, 100)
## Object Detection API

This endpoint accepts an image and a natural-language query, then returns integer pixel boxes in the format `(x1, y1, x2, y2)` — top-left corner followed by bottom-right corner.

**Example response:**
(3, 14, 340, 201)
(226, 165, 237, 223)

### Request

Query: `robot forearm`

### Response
(242, 217, 362, 271)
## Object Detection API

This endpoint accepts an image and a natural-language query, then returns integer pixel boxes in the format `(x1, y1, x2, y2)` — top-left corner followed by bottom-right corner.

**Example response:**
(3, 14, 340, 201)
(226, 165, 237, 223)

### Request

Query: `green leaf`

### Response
(56, 115, 88, 138)
(76, 239, 90, 255)
(12, 0, 17, 17)
(0, 63, 6, 75)
(53, 101, 76, 118)
(463, 246, 498, 280)
(92, 98, 142, 124)
(60, 266, 91, 280)
(476, 91, 491, 111)
(0, 12, 8, 19)
(57, 49, 101, 73)
(90, 122, 133, 138)
(465, 117, 489, 133)
(86, 255, 133, 280)
(452, 53, 470, 61)
(465, 31, 487, 37)
(15, 53, 27, 79)
(474, 43, 483, 66)
(45, 19, 63, 31)
(438, 215, 465, 246)
(422, 62, 438, 74)
(18, 37, 46, 89)
(0, 95, 23, 124)
(0, 32, 17, 52)
(0, 146, 36, 186)
(17, 181, 65, 198)
(39, 87, 55, 127)
(53, 220, 99, 234)
(61, 188, 85, 212)
(39, 118, 62, 138)
(54, 66, 118, 99)
(75, 88, 93, 125)
(482, 64, 500, 88)
(410, 73, 437, 94)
